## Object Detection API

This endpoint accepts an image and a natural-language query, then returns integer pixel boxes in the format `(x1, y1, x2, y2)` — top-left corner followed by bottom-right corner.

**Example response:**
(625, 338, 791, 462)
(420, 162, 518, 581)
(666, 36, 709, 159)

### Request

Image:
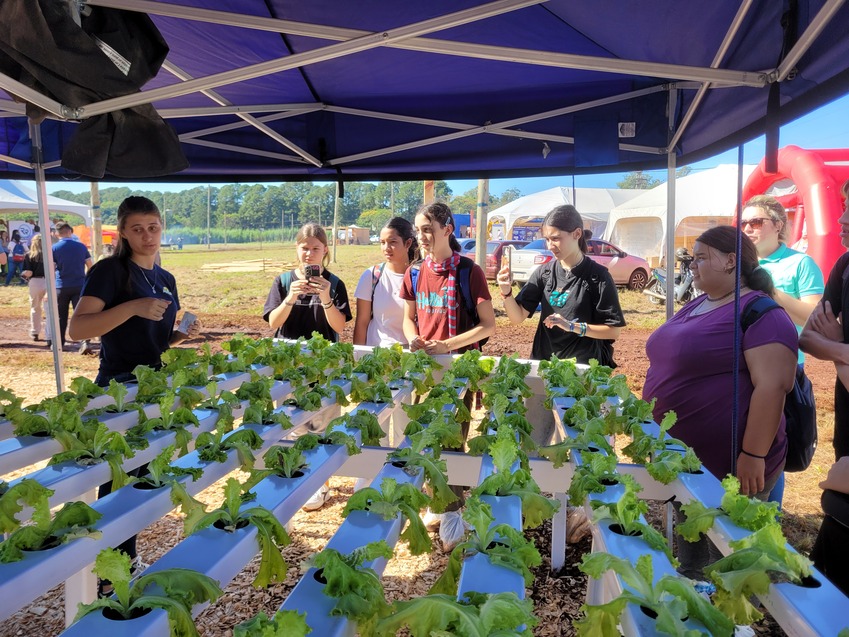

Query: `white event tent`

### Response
(602, 164, 757, 264)
(0, 180, 91, 243)
(487, 186, 643, 240)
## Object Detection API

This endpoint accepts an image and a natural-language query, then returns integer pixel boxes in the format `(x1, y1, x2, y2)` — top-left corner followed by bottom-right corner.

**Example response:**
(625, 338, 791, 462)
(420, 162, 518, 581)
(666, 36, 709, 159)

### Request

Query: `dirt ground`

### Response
(0, 312, 838, 636)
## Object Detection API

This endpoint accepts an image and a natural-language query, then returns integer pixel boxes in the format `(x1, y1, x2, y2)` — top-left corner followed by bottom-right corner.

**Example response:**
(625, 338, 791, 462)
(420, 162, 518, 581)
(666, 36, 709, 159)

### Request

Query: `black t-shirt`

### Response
(263, 269, 352, 341)
(821, 251, 849, 459)
(22, 254, 44, 278)
(515, 257, 626, 366)
(80, 257, 180, 379)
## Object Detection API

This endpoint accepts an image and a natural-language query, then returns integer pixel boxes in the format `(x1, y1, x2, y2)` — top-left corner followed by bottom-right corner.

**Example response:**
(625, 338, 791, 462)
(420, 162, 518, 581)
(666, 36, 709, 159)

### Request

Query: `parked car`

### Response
(461, 239, 529, 279)
(510, 238, 650, 289)
(456, 237, 477, 253)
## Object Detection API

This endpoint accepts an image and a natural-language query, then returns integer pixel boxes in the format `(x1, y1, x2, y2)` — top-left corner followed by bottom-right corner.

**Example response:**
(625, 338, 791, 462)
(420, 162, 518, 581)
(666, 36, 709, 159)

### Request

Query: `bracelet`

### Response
(579, 322, 587, 337)
(321, 300, 334, 309)
(568, 320, 575, 333)
(740, 448, 767, 459)
(500, 289, 512, 299)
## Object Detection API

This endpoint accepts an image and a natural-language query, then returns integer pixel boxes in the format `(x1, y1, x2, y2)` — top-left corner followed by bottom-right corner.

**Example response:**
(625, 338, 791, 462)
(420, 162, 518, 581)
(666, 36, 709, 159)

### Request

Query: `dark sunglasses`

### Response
(549, 289, 570, 308)
(741, 217, 771, 229)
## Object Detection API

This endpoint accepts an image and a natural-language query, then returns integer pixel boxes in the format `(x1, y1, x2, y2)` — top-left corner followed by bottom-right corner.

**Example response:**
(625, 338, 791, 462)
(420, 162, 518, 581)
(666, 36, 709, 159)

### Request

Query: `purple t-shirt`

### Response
(642, 291, 798, 482)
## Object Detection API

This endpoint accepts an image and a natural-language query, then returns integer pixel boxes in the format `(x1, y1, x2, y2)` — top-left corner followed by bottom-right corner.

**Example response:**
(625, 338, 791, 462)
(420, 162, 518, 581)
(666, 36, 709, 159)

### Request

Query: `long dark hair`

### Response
(416, 202, 461, 252)
(696, 226, 775, 296)
(383, 216, 419, 263)
(542, 205, 588, 254)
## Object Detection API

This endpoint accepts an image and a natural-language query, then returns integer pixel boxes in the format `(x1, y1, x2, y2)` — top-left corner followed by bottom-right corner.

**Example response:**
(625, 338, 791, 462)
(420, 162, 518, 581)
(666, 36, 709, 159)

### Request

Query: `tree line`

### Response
(49, 181, 524, 236)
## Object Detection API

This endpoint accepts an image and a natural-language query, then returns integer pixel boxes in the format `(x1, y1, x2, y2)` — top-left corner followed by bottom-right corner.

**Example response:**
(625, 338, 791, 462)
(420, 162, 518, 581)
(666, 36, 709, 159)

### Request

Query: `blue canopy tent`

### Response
(1, 0, 849, 389)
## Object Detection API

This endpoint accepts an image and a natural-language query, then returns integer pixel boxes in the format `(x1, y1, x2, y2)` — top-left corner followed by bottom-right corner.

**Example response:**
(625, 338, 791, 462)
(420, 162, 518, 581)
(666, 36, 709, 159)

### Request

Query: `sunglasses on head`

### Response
(549, 290, 570, 308)
(741, 217, 770, 229)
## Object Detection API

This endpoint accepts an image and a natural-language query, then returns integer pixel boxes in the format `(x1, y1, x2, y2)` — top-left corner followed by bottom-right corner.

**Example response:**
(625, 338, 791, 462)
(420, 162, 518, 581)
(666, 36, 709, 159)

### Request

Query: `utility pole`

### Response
(206, 185, 211, 248)
(475, 179, 489, 268)
(390, 181, 395, 214)
(89, 182, 102, 260)
(281, 208, 285, 242)
(332, 182, 341, 263)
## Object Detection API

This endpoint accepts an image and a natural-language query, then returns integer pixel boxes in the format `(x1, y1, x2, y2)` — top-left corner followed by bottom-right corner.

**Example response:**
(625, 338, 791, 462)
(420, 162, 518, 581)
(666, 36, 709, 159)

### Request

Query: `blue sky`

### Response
(48, 93, 849, 198)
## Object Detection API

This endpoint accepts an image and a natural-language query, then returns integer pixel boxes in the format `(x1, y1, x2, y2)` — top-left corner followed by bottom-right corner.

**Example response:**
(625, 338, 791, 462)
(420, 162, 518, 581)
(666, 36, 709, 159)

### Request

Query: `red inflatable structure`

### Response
(742, 146, 849, 276)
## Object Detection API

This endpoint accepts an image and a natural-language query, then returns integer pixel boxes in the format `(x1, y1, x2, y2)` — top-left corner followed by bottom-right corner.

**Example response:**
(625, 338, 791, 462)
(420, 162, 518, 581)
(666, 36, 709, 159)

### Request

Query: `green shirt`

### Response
(759, 243, 824, 364)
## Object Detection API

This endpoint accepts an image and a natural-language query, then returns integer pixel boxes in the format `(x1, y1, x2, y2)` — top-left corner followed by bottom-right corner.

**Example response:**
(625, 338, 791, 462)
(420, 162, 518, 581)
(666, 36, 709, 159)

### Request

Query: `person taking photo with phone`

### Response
(264, 222, 351, 342)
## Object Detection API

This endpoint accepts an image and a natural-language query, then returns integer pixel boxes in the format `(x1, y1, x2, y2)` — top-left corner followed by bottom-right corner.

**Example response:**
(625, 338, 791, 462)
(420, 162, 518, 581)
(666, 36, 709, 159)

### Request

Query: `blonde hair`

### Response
(295, 223, 330, 267)
(28, 233, 42, 260)
(744, 194, 789, 242)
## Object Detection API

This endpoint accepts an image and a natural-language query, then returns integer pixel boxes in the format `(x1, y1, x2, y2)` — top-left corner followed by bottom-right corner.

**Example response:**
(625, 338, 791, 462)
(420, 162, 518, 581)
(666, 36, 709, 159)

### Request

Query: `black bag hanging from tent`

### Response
(0, 0, 188, 178)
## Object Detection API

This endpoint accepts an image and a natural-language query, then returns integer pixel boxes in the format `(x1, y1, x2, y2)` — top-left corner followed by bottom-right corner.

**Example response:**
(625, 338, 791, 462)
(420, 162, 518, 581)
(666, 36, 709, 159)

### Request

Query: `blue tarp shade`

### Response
(0, 0, 848, 182)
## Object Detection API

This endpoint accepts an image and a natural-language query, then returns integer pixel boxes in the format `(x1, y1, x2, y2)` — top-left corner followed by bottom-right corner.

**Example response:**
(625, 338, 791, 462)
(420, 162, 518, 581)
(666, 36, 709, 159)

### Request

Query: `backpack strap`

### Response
(327, 272, 340, 298)
(456, 256, 479, 322)
(280, 270, 292, 290)
(741, 295, 781, 332)
(369, 263, 385, 320)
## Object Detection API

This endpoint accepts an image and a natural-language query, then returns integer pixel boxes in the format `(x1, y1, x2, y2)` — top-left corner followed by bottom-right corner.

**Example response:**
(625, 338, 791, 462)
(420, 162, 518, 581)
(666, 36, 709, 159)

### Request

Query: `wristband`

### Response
(579, 322, 587, 337)
(322, 300, 334, 309)
(740, 448, 766, 459)
(568, 320, 575, 333)
(500, 289, 513, 299)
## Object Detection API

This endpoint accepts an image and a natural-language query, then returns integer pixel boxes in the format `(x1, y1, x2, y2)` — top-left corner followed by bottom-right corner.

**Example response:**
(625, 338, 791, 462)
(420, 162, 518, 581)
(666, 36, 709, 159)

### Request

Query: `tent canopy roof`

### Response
(0, 180, 90, 224)
(1, 1, 849, 182)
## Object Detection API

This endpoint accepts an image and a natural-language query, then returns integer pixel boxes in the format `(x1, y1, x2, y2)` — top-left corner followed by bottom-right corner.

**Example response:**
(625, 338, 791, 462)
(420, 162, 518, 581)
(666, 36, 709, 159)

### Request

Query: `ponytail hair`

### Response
(383, 216, 419, 263)
(417, 202, 462, 252)
(696, 226, 775, 296)
(542, 205, 588, 254)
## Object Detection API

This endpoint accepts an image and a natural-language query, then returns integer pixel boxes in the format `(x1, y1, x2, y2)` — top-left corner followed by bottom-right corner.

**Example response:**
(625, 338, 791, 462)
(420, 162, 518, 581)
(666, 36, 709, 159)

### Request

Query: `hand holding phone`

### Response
(304, 264, 321, 279)
(178, 311, 197, 334)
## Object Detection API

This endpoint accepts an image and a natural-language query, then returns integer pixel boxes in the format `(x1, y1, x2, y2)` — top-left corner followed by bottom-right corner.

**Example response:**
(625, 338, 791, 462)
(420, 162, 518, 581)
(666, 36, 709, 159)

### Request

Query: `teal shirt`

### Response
(759, 243, 824, 364)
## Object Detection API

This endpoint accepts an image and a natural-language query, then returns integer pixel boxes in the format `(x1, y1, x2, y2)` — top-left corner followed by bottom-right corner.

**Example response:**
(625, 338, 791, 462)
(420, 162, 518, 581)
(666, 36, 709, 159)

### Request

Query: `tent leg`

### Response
(665, 87, 678, 321)
(29, 121, 65, 394)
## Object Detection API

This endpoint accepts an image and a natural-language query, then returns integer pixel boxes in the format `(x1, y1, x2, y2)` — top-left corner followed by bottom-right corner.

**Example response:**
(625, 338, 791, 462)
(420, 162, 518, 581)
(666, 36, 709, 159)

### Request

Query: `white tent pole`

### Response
(29, 121, 65, 393)
(665, 88, 678, 321)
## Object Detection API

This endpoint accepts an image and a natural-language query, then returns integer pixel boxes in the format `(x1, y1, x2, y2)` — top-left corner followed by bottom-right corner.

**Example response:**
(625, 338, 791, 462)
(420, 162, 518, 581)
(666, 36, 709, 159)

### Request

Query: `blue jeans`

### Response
(767, 472, 785, 510)
(5, 259, 22, 284)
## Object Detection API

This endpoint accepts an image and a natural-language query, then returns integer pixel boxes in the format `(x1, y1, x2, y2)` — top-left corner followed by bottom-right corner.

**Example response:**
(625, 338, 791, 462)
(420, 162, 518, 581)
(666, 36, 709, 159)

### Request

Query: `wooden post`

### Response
(423, 180, 434, 205)
(475, 179, 489, 267)
(89, 182, 102, 260)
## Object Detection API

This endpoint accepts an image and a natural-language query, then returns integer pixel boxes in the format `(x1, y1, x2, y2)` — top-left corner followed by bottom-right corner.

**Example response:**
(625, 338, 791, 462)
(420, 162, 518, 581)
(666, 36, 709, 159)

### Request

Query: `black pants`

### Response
(811, 490, 849, 597)
(56, 285, 81, 346)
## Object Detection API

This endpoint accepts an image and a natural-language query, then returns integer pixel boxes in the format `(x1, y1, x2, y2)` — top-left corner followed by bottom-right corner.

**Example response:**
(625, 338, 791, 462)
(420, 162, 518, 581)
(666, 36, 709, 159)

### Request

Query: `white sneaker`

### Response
(302, 484, 330, 511)
(734, 626, 755, 637)
(422, 508, 443, 531)
(439, 510, 468, 551)
(130, 556, 149, 576)
(353, 478, 370, 492)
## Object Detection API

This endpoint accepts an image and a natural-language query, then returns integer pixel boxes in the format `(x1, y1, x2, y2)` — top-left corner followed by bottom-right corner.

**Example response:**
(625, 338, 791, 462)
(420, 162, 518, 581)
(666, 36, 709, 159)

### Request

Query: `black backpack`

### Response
(741, 295, 817, 472)
(410, 256, 488, 349)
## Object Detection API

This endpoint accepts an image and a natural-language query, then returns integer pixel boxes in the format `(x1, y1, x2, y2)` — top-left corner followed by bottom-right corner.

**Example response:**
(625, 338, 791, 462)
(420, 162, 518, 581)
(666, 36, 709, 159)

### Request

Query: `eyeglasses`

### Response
(741, 217, 771, 229)
(548, 290, 570, 308)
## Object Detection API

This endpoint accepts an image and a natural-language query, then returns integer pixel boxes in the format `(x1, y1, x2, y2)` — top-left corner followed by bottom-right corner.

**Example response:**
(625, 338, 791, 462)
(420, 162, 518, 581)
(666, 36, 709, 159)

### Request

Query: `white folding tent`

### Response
(0, 179, 91, 224)
(602, 164, 757, 264)
(487, 186, 643, 239)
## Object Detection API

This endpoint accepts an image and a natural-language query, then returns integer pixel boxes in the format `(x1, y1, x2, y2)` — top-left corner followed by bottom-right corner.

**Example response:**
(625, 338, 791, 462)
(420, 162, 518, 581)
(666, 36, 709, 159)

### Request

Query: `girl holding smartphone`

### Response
(264, 223, 352, 341)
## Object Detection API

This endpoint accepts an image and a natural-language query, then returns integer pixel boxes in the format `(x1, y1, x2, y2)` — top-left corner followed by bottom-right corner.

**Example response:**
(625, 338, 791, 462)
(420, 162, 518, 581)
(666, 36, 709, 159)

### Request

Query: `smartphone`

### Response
(304, 264, 321, 279)
(501, 245, 513, 284)
(178, 311, 197, 334)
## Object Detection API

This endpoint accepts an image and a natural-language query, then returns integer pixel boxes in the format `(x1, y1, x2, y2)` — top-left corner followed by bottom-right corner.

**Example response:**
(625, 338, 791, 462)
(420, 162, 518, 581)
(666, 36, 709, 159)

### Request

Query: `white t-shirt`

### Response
(354, 265, 408, 347)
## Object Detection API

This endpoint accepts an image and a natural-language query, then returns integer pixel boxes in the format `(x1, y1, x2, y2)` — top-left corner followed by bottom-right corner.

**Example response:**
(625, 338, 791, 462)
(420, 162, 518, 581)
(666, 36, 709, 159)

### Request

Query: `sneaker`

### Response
(439, 510, 468, 551)
(734, 626, 756, 637)
(693, 580, 716, 597)
(130, 556, 149, 576)
(302, 484, 330, 511)
(353, 477, 370, 492)
(422, 508, 443, 531)
(45, 340, 52, 350)
(30, 333, 38, 341)
(78, 340, 92, 355)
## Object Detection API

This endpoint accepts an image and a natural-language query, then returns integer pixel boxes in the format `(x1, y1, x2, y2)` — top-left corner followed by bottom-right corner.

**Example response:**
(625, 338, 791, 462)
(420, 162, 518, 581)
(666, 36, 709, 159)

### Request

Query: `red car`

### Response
(462, 240, 530, 279)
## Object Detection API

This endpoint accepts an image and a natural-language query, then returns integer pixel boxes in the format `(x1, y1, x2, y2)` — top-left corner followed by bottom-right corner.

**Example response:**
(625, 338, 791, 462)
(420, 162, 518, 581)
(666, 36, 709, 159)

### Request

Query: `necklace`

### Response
(706, 289, 734, 302)
(134, 262, 157, 293)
